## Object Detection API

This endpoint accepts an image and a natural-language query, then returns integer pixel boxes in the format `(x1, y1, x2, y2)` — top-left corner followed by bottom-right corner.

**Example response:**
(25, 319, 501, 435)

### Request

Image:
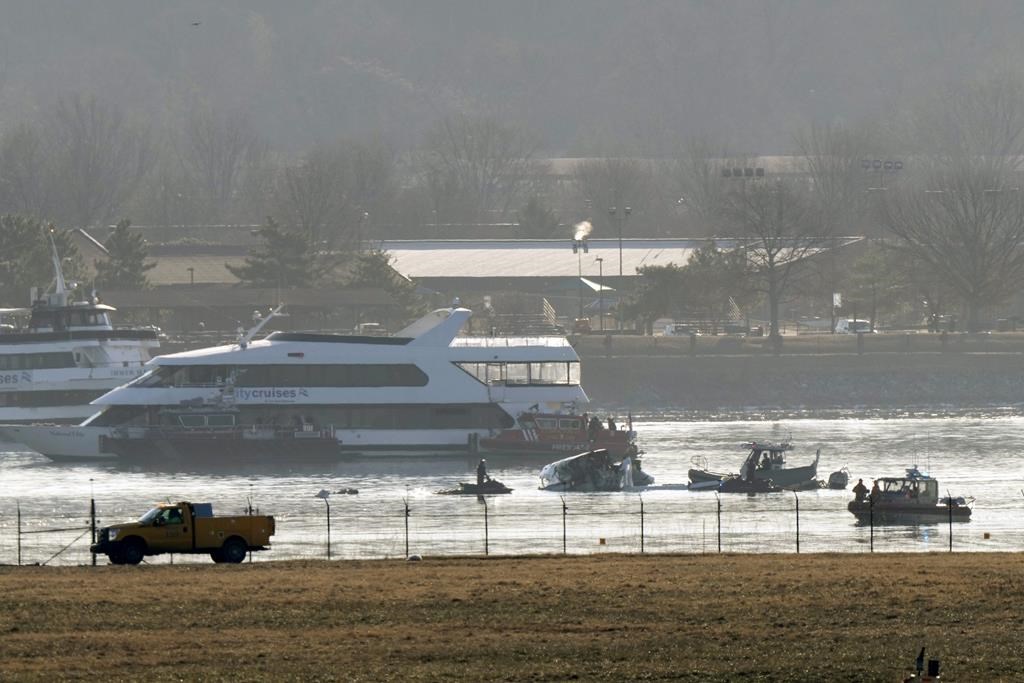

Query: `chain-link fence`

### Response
(0, 491, 1001, 566)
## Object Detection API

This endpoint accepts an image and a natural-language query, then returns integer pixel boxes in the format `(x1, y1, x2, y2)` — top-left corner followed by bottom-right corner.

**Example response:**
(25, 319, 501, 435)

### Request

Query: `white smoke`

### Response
(572, 220, 592, 241)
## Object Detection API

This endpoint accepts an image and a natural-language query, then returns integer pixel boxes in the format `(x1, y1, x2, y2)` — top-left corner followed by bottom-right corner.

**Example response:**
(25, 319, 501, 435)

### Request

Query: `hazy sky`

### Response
(0, 1, 1020, 156)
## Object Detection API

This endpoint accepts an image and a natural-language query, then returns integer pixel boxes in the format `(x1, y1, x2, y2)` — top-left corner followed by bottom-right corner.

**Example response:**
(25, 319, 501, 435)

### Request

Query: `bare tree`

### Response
(178, 107, 267, 223)
(273, 139, 398, 251)
(793, 123, 880, 234)
(47, 94, 153, 227)
(418, 114, 539, 224)
(883, 163, 1024, 331)
(882, 74, 1024, 331)
(275, 143, 351, 248)
(571, 158, 651, 243)
(0, 122, 52, 218)
(719, 179, 829, 338)
(667, 138, 733, 236)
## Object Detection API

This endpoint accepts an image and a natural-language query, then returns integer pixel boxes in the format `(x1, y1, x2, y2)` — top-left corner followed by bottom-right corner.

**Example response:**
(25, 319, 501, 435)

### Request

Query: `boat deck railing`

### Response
(452, 336, 571, 348)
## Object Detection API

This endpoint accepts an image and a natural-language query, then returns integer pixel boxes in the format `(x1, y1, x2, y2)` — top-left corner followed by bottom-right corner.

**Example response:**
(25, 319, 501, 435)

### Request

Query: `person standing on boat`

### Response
(477, 459, 490, 485)
(852, 478, 868, 502)
(870, 480, 880, 503)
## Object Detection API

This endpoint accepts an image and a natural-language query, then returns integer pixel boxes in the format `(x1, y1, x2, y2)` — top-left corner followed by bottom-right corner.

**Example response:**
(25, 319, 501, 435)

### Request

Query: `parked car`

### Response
(834, 318, 874, 334)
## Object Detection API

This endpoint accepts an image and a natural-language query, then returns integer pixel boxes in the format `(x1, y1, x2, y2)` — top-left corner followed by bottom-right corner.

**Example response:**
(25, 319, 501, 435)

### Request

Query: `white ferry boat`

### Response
(0, 245, 159, 427)
(5, 307, 588, 461)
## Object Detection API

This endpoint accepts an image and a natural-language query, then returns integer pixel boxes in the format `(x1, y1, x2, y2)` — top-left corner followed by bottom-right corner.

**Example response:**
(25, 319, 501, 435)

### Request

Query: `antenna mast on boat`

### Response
(46, 227, 71, 306)
(238, 303, 287, 349)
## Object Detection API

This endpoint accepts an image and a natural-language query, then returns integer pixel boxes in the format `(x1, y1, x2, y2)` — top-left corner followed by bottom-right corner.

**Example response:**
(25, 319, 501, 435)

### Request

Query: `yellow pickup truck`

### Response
(91, 501, 275, 565)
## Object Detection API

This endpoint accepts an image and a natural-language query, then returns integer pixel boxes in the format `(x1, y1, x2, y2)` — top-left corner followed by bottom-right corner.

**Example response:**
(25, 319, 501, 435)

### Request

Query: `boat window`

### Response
(559, 419, 581, 431)
(529, 362, 579, 385)
(0, 388, 103, 407)
(178, 415, 207, 427)
(535, 418, 558, 429)
(206, 414, 236, 427)
(0, 352, 76, 370)
(505, 363, 530, 384)
(87, 405, 149, 426)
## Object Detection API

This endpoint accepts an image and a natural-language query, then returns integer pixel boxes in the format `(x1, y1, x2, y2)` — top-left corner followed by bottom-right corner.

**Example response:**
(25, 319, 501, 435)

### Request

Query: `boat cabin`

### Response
(876, 468, 939, 505)
(743, 441, 793, 471)
(28, 303, 115, 332)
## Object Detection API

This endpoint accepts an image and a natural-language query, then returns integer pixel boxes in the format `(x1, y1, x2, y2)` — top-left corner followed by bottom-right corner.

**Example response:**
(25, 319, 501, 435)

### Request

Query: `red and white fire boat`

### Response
(479, 411, 639, 459)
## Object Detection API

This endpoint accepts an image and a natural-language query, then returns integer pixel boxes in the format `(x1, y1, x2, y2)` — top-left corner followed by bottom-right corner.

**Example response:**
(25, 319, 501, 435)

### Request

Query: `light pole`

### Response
(187, 267, 194, 286)
(595, 256, 604, 331)
(315, 489, 331, 560)
(572, 237, 589, 320)
(608, 206, 631, 277)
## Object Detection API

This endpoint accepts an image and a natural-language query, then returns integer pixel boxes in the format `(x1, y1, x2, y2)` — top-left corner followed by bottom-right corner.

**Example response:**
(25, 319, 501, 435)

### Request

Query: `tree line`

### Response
(5, 72, 1024, 332)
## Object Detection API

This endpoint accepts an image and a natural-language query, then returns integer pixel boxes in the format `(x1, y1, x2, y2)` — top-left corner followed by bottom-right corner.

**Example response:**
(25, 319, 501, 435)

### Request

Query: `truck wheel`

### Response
(108, 551, 126, 565)
(122, 539, 145, 566)
(221, 537, 247, 564)
(210, 549, 225, 563)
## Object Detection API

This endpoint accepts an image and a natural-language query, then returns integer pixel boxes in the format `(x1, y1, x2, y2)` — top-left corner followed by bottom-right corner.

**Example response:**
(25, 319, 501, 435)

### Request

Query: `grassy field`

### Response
(0, 553, 1021, 681)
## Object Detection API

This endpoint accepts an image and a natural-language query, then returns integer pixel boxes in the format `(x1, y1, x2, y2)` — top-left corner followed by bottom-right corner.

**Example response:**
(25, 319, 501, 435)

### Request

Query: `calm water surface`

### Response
(2, 413, 1023, 564)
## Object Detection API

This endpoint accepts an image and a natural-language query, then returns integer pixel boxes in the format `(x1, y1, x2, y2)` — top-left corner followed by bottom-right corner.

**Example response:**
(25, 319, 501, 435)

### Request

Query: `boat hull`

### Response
(689, 461, 818, 489)
(2, 424, 116, 460)
(848, 500, 972, 525)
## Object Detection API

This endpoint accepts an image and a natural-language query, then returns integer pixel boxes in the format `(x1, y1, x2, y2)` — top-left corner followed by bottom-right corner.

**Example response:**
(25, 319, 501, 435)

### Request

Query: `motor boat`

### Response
(688, 441, 820, 490)
(437, 479, 513, 495)
(848, 466, 972, 524)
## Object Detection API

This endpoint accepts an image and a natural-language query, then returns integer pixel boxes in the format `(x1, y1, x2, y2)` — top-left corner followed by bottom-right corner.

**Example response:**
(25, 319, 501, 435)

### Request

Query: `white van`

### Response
(834, 319, 874, 334)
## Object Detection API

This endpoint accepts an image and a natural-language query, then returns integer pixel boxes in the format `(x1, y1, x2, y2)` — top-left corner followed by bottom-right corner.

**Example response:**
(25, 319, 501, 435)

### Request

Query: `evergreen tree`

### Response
(516, 196, 560, 238)
(621, 262, 688, 334)
(226, 217, 319, 288)
(0, 215, 81, 305)
(346, 249, 424, 322)
(93, 219, 155, 290)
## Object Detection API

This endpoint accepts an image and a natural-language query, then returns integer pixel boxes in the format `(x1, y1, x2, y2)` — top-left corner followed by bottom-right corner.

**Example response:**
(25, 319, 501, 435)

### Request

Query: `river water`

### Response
(2, 413, 1023, 565)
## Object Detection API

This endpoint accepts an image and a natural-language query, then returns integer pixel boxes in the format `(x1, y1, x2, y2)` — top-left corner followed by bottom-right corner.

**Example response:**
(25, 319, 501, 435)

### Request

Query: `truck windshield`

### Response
(138, 507, 162, 524)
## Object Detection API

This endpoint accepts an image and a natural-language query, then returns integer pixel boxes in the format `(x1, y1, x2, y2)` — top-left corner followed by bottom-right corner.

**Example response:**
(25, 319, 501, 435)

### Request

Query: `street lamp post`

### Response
(595, 256, 604, 331)
(315, 489, 331, 560)
(608, 206, 632, 277)
(572, 237, 589, 320)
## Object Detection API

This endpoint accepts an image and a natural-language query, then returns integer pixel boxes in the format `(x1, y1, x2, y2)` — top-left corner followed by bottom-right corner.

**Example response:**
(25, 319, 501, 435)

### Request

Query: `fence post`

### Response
(715, 493, 722, 553)
(794, 491, 800, 554)
(639, 495, 645, 553)
(483, 497, 489, 556)
(561, 496, 567, 555)
(404, 499, 410, 558)
(947, 491, 953, 552)
(869, 497, 874, 552)
(90, 495, 97, 567)
(17, 501, 21, 567)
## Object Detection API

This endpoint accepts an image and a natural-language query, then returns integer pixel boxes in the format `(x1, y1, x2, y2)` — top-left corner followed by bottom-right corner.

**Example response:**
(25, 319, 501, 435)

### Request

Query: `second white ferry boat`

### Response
(0, 241, 159, 427)
(6, 306, 589, 461)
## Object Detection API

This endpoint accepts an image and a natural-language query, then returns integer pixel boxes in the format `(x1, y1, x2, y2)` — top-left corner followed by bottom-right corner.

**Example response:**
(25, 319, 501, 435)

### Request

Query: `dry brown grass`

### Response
(0, 553, 1021, 681)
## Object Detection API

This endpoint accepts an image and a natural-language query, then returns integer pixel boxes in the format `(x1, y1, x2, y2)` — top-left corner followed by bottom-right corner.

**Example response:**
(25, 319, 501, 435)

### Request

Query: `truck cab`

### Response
(91, 501, 275, 565)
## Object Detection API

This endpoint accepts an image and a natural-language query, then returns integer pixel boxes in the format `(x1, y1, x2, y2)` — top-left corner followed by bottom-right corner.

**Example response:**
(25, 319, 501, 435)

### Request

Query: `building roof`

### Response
(99, 286, 393, 309)
(377, 238, 862, 279)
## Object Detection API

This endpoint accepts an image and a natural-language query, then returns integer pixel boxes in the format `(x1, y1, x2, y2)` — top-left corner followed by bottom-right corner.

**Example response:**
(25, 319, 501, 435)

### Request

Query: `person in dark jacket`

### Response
(477, 459, 490, 485)
(852, 478, 868, 502)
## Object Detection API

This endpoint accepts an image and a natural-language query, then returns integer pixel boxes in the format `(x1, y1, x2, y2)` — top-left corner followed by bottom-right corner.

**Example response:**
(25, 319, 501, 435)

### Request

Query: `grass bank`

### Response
(1, 553, 1020, 681)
